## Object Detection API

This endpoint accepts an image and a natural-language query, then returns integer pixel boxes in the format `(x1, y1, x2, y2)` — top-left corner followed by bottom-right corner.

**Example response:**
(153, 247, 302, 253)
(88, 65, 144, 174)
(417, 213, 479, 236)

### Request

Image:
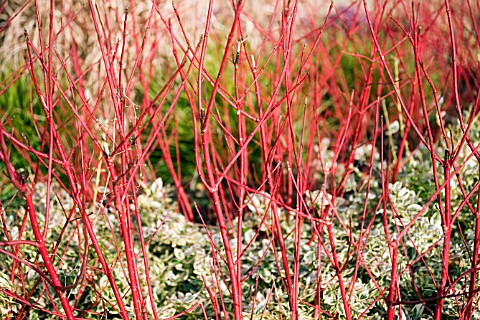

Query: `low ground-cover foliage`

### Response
(2, 119, 480, 319)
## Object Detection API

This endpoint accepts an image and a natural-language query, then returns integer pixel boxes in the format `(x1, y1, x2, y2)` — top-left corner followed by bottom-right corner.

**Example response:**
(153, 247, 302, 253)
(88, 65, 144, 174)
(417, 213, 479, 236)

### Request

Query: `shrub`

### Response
(1, 0, 479, 319)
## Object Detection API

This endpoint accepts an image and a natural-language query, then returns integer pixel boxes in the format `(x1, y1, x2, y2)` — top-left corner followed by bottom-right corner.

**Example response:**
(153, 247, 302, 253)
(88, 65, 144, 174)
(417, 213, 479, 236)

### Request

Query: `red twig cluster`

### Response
(0, 0, 479, 318)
